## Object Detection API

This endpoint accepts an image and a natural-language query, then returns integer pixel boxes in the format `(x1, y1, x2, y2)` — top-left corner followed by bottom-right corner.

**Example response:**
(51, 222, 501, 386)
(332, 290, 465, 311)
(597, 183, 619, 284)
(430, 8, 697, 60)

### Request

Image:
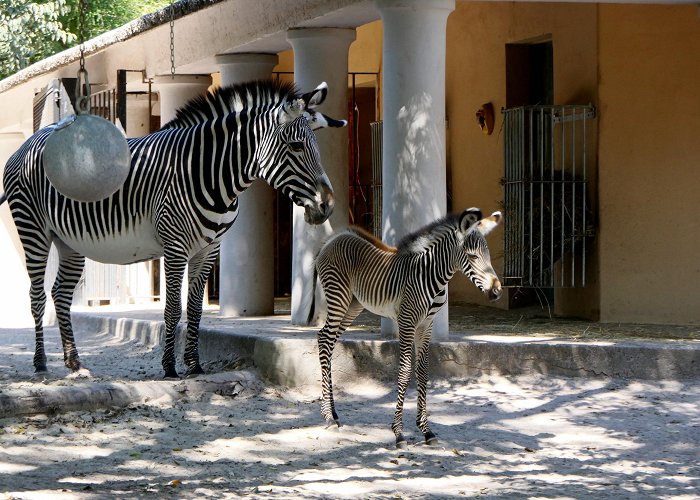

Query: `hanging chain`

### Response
(169, 0, 176, 79)
(75, 0, 90, 114)
(78, 0, 86, 72)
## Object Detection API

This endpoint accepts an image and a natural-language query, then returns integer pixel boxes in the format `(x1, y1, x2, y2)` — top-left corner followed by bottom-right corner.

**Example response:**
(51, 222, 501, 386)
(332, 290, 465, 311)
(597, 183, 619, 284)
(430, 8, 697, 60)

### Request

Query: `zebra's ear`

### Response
(281, 97, 305, 122)
(476, 211, 502, 236)
(460, 208, 482, 232)
(301, 82, 328, 109)
(307, 111, 348, 130)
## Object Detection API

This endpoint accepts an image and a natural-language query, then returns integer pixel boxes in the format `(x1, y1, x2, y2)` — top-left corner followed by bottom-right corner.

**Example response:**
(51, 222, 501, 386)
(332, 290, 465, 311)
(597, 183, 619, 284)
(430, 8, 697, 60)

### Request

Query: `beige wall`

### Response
(598, 5, 700, 324)
(445, 2, 599, 310)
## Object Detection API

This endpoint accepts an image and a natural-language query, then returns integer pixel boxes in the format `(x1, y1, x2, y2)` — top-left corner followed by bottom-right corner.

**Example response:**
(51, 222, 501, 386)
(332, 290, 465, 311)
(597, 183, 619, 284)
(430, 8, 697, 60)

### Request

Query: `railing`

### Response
(502, 105, 596, 288)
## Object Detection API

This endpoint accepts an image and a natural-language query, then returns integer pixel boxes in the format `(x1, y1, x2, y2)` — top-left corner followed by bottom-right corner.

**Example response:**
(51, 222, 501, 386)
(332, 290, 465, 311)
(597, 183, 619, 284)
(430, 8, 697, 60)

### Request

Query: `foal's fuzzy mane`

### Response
(347, 213, 463, 255)
(396, 213, 462, 254)
(161, 79, 298, 129)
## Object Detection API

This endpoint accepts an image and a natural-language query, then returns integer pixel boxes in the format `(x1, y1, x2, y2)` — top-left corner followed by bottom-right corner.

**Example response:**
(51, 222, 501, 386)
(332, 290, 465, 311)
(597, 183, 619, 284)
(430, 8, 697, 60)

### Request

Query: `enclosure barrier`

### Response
(502, 104, 596, 288)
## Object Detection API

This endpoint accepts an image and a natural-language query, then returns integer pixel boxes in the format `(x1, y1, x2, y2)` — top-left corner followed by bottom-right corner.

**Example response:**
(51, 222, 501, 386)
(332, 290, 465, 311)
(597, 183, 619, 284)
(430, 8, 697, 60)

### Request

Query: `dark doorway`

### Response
(506, 39, 553, 108)
(505, 38, 555, 309)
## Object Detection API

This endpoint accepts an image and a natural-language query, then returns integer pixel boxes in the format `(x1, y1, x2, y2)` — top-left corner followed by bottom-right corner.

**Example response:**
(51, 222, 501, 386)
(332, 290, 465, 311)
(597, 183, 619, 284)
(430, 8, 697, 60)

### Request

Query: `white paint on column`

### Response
(376, 0, 455, 340)
(216, 53, 278, 317)
(288, 28, 356, 326)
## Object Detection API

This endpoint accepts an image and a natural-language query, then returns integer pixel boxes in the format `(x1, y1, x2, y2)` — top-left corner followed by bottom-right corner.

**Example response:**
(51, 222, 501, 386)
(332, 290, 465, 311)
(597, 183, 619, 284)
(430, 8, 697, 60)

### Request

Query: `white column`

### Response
(215, 53, 278, 316)
(153, 74, 213, 304)
(287, 27, 356, 325)
(376, 0, 455, 340)
(154, 74, 212, 124)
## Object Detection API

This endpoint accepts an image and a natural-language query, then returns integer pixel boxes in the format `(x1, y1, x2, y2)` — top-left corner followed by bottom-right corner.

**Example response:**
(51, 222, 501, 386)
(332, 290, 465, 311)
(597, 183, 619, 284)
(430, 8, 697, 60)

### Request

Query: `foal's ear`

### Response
(459, 208, 482, 232)
(476, 211, 502, 236)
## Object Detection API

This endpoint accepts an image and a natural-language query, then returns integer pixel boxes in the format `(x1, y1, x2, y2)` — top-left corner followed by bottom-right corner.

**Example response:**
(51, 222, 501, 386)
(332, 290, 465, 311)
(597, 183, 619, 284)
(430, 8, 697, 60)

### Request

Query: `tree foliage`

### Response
(0, 0, 170, 80)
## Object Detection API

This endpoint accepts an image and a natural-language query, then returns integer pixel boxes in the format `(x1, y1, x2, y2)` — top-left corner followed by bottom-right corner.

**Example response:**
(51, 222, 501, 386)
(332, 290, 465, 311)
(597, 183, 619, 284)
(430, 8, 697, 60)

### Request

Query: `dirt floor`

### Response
(0, 318, 698, 499)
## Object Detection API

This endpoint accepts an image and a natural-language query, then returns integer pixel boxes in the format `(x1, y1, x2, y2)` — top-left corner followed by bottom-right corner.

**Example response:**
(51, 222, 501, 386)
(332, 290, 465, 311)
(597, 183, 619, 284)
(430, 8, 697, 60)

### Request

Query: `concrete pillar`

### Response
(376, 0, 455, 340)
(153, 74, 213, 304)
(287, 27, 356, 325)
(215, 53, 278, 316)
(153, 74, 212, 124)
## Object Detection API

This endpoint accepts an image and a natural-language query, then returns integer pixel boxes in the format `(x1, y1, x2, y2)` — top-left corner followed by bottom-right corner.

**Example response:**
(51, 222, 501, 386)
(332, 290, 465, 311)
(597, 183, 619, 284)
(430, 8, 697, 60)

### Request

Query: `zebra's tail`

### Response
(307, 265, 318, 326)
(0, 191, 6, 205)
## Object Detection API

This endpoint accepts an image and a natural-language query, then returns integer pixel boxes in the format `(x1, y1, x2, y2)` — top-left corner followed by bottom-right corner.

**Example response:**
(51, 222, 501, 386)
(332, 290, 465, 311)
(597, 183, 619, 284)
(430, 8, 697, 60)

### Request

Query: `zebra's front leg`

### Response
(182, 246, 219, 377)
(415, 320, 437, 445)
(392, 324, 415, 449)
(162, 250, 186, 379)
(51, 242, 86, 371)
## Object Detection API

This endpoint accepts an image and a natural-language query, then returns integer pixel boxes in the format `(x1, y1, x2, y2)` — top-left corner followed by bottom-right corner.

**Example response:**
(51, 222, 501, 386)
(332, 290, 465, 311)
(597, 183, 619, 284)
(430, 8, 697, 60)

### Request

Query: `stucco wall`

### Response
(445, 2, 599, 311)
(598, 4, 700, 324)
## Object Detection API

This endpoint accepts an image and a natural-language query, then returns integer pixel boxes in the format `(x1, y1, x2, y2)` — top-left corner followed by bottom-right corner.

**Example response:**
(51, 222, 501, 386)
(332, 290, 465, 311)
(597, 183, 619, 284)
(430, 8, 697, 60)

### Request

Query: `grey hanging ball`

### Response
(43, 113, 131, 202)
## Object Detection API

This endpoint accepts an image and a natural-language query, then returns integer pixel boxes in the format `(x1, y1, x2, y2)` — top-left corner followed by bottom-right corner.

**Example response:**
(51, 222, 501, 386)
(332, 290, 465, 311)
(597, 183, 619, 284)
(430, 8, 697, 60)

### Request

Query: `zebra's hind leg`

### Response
(415, 320, 437, 446)
(161, 248, 187, 379)
(392, 321, 416, 449)
(182, 245, 219, 377)
(318, 299, 364, 427)
(27, 247, 50, 373)
(15, 223, 51, 373)
(51, 240, 86, 372)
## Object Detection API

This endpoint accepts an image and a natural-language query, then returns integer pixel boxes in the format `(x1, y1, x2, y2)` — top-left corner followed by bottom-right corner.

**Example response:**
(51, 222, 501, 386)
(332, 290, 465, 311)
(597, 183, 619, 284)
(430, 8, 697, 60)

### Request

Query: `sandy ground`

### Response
(0, 324, 699, 499)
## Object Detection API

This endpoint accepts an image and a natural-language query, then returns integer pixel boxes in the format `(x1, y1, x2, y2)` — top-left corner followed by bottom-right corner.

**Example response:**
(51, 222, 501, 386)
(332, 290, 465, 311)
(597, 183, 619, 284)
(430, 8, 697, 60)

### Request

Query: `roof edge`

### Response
(0, 0, 227, 94)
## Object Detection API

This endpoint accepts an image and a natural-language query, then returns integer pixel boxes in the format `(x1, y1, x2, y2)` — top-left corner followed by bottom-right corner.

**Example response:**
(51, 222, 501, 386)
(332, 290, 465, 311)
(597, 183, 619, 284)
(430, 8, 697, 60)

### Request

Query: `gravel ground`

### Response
(0, 322, 698, 499)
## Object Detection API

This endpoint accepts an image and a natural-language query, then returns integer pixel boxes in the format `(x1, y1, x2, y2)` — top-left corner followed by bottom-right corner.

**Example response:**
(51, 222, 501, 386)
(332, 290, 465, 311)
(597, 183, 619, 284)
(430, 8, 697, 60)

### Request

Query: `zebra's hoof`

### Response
(65, 359, 81, 372)
(163, 368, 179, 380)
(395, 437, 407, 449)
(34, 365, 48, 374)
(185, 365, 205, 378)
(325, 419, 341, 429)
(425, 434, 439, 446)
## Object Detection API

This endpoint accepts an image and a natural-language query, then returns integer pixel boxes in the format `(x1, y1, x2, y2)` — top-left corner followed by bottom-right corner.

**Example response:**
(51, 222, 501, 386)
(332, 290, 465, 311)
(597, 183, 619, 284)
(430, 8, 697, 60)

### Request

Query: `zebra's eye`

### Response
(288, 141, 304, 153)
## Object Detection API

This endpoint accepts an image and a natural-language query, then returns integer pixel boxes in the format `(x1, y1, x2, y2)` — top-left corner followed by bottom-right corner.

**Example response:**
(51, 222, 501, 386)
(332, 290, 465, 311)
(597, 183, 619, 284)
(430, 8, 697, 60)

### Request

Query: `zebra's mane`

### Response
(396, 214, 461, 254)
(161, 79, 298, 129)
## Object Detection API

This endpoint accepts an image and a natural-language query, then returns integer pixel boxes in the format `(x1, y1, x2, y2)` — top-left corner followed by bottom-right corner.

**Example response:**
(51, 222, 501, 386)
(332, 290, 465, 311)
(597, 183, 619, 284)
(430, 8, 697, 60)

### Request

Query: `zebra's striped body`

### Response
(314, 208, 502, 448)
(2, 79, 344, 378)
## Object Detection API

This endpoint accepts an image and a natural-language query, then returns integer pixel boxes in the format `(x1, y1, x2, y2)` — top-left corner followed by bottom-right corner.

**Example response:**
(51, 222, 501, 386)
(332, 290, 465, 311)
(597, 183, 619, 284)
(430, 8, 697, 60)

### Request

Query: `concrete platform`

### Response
(70, 304, 700, 386)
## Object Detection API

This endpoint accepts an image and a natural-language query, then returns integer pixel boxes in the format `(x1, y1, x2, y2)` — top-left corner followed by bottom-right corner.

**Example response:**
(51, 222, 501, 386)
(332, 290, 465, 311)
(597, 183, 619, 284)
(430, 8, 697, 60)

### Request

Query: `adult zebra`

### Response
(1, 79, 344, 379)
(313, 208, 502, 448)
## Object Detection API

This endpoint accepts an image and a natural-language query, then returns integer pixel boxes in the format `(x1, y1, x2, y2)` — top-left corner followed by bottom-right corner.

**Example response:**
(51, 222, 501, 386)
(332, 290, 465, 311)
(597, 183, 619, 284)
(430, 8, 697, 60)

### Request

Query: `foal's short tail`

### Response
(306, 265, 319, 326)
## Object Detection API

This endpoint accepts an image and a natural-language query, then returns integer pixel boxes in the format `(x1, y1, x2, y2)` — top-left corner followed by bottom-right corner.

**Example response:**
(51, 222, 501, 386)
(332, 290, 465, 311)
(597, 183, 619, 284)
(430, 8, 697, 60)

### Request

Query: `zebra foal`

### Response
(314, 208, 502, 448)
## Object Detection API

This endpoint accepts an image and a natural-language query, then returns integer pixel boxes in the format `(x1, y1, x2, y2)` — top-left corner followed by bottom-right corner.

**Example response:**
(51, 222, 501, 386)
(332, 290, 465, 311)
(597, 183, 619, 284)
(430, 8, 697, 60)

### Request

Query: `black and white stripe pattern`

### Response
(314, 208, 502, 448)
(2, 79, 344, 378)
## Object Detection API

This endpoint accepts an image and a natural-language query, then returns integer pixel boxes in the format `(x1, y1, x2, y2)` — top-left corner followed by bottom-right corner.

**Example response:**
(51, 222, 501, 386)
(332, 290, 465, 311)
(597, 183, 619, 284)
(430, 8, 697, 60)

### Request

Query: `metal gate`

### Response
(502, 105, 596, 288)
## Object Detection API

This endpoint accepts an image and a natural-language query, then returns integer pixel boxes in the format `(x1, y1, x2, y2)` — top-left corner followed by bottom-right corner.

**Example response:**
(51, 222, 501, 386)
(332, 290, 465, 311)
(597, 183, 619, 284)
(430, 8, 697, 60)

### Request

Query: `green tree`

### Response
(0, 0, 170, 80)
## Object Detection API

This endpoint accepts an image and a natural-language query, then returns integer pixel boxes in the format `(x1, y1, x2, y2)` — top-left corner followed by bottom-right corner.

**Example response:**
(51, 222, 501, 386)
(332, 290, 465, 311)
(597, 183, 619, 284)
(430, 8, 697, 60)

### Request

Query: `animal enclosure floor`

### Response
(0, 324, 698, 499)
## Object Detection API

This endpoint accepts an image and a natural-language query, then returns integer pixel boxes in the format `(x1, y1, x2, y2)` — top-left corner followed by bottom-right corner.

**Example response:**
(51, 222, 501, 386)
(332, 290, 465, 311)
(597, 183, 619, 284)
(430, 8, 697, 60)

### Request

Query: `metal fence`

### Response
(370, 121, 383, 238)
(502, 105, 596, 288)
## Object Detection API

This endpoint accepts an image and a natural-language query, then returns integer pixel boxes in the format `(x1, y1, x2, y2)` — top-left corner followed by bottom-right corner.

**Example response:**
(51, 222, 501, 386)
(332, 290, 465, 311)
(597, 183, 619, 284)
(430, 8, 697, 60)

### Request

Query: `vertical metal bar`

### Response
(528, 108, 534, 286)
(571, 108, 577, 287)
(550, 108, 555, 288)
(538, 107, 544, 286)
(519, 108, 525, 285)
(560, 108, 566, 287)
(581, 108, 588, 287)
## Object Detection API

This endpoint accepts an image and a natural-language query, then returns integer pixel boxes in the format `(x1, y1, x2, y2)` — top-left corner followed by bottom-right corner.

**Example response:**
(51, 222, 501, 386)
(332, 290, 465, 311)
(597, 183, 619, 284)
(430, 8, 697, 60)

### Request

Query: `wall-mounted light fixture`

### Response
(476, 102, 495, 135)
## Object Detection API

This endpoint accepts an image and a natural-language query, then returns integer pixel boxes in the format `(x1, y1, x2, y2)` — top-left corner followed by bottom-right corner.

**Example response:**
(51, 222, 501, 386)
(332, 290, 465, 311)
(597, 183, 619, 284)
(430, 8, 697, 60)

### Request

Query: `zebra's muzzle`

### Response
(486, 278, 502, 301)
(304, 179, 334, 225)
